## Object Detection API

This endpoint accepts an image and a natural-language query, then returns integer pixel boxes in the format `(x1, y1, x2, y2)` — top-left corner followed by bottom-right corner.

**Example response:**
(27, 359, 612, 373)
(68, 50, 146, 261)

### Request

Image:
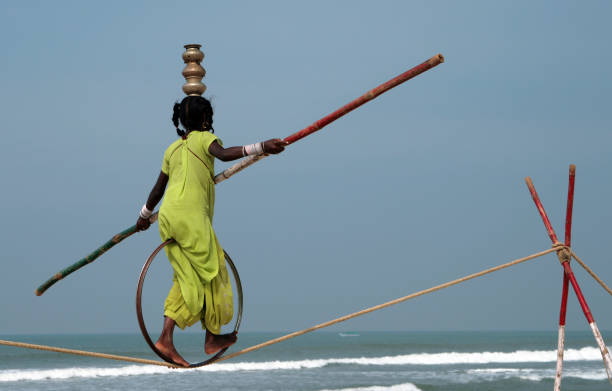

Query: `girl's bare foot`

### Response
(155, 338, 190, 367)
(204, 330, 237, 355)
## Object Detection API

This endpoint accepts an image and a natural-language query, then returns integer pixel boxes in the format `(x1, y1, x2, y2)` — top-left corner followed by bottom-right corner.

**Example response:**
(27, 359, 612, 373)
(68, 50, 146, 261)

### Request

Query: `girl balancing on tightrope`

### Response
(136, 96, 287, 367)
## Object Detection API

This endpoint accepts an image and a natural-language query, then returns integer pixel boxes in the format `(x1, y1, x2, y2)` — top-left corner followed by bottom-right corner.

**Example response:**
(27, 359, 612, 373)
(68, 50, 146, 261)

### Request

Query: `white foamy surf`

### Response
(318, 383, 422, 391)
(324, 346, 603, 366)
(466, 367, 608, 382)
(338, 333, 360, 337)
(0, 346, 605, 382)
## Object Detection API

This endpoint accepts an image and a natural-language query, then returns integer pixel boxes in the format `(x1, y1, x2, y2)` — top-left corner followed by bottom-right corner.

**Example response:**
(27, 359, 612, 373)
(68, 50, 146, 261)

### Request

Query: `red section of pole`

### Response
(559, 164, 576, 327)
(559, 274, 569, 326)
(526, 172, 595, 324)
(563, 262, 595, 323)
(283, 54, 444, 145)
(531, 168, 611, 386)
(565, 165, 576, 247)
(524, 177, 560, 244)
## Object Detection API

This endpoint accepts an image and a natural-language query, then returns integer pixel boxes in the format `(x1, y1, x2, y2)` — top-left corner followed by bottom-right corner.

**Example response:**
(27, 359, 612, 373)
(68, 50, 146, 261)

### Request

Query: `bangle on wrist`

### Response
(140, 204, 153, 219)
(243, 142, 264, 156)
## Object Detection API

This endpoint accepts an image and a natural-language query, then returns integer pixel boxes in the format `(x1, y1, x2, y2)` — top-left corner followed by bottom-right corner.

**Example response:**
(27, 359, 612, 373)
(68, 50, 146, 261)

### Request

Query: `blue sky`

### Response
(1, 0, 611, 335)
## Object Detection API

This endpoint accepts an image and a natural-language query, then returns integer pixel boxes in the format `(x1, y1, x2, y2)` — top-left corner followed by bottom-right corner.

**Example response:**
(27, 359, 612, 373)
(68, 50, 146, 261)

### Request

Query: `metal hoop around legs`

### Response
(136, 239, 243, 368)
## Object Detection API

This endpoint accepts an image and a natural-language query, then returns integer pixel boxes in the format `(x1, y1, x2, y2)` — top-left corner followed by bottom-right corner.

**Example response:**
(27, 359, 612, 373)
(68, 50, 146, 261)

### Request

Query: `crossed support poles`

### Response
(525, 165, 612, 389)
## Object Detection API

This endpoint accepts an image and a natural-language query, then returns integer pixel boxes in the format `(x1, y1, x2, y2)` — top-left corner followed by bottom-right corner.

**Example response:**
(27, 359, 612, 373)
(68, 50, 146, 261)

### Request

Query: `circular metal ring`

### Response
(136, 239, 243, 368)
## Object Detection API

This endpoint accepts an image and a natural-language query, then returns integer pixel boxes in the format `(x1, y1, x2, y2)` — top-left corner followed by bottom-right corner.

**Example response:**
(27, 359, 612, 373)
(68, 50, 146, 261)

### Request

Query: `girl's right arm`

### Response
(136, 171, 169, 231)
(208, 139, 288, 162)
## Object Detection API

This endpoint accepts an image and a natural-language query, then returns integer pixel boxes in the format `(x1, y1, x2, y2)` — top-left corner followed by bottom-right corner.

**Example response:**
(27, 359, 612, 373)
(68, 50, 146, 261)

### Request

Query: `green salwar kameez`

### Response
(158, 131, 233, 334)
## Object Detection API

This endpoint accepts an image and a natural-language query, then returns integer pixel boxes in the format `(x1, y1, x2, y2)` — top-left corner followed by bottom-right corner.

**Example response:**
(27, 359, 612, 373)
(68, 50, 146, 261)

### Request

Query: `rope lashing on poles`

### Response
(7, 246, 558, 367)
(551, 242, 612, 297)
(527, 167, 612, 388)
(552, 242, 571, 264)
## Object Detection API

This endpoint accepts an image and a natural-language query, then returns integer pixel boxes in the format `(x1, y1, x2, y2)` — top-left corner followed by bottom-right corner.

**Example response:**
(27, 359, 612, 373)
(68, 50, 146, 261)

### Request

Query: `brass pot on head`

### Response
(182, 44, 206, 96)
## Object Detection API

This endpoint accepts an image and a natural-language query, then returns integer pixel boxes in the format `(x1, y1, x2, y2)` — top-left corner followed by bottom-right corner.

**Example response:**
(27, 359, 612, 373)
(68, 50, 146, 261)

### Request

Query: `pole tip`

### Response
(569, 164, 576, 175)
(437, 54, 445, 63)
(35, 290, 42, 296)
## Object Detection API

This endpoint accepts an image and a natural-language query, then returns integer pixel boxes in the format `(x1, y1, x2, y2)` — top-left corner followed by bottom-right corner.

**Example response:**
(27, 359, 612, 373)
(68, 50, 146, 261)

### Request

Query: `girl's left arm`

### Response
(208, 139, 288, 162)
(136, 171, 169, 231)
(208, 141, 244, 162)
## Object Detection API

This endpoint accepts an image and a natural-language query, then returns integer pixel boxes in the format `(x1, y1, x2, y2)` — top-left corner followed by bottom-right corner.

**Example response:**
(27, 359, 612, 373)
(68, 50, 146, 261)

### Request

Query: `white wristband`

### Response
(140, 204, 153, 219)
(243, 142, 264, 156)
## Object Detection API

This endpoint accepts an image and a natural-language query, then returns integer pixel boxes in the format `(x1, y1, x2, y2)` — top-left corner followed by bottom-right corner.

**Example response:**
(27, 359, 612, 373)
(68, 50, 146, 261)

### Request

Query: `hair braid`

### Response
(172, 102, 185, 137)
(202, 101, 214, 133)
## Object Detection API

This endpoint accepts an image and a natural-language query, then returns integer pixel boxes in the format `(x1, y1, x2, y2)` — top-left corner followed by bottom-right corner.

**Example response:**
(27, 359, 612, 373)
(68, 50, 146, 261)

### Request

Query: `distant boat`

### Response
(338, 332, 360, 337)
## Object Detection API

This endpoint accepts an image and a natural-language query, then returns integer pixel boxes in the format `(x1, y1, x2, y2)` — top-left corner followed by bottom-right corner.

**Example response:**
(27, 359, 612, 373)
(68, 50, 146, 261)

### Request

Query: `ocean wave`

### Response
(318, 383, 422, 391)
(324, 346, 603, 366)
(0, 346, 606, 382)
(467, 367, 608, 382)
(0, 365, 171, 382)
(338, 333, 360, 337)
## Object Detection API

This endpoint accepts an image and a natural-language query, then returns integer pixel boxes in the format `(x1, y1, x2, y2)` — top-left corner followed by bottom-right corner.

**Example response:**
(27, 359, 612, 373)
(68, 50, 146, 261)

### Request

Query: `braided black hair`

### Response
(172, 102, 185, 137)
(171, 96, 214, 138)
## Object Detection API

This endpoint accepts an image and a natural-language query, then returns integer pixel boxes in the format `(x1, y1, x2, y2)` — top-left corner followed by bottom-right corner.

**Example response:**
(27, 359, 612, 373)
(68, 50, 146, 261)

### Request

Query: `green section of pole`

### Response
(35, 213, 158, 296)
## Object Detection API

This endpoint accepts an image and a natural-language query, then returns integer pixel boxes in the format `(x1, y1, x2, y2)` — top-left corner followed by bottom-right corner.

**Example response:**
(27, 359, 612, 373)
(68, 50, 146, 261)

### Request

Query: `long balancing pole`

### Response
(525, 174, 612, 383)
(214, 53, 444, 183)
(35, 54, 444, 296)
(554, 164, 575, 391)
(35, 213, 158, 295)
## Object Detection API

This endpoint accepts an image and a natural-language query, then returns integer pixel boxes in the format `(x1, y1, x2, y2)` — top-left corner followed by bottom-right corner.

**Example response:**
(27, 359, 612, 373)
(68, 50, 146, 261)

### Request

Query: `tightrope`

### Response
(0, 339, 179, 368)
(0, 246, 557, 367)
(215, 247, 557, 363)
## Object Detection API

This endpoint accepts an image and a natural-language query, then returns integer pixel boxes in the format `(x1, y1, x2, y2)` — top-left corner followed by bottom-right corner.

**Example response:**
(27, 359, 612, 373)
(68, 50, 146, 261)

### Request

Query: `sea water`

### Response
(0, 331, 610, 391)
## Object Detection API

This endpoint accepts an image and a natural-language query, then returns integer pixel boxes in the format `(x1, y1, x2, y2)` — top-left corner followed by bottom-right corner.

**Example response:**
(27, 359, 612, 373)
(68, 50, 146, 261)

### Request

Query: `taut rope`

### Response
(7, 245, 610, 368)
(215, 247, 557, 363)
(570, 250, 612, 297)
(0, 339, 179, 368)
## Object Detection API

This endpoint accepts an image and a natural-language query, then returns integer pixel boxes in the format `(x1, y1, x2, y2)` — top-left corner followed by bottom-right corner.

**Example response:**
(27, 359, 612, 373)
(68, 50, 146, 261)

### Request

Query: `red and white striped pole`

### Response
(554, 165, 575, 391)
(525, 169, 612, 387)
(555, 274, 569, 391)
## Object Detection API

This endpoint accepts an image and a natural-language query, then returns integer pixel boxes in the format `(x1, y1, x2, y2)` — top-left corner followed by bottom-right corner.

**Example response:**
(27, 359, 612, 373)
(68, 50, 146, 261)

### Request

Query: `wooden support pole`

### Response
(525, 177, 559, 244)
(524, 175, 596, 321)
(554, 164, 575, 391)
(525, 171, 612, 385)
(565, 165, 576, 247)
(554, 273, 569, 391)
